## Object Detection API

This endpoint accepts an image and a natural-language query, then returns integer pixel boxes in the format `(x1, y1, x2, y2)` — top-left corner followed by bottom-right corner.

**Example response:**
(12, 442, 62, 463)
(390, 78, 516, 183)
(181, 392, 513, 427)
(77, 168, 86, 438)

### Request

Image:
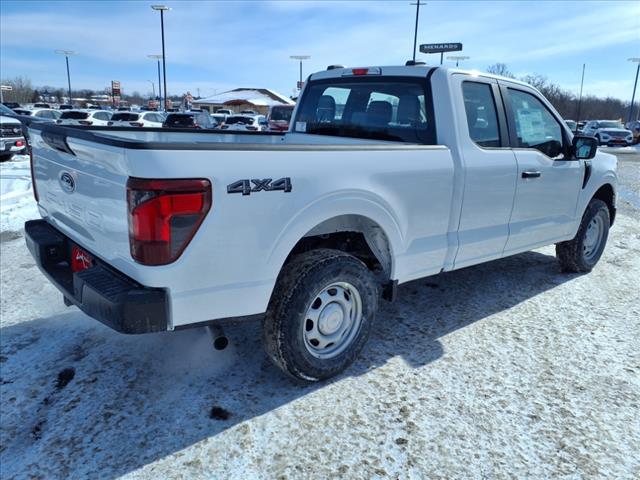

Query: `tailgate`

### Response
(29, 126, 132, 272)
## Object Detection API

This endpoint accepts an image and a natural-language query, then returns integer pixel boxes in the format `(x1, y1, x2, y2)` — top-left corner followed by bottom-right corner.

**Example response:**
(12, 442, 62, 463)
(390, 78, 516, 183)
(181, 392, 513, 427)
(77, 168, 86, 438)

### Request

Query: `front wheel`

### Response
(556, 199, 610, 273)
(263, 249, 379, 382)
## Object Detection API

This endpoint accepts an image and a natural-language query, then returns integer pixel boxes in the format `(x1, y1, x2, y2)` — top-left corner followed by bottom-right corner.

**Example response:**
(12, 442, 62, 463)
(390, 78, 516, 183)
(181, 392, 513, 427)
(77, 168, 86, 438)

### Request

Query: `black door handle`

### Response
(522, 171, 541, 178)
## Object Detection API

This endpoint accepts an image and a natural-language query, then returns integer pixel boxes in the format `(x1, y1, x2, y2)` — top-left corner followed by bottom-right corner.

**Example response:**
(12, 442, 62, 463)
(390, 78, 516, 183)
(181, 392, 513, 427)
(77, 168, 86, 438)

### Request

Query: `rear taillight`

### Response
(352, 68, 369, 75)
(78, 120, 93, 125)
(129, 122, 143, 127)
(29, 145, 38, 202)
(15, 140, 24, 147)
(126, 178, 212, 265)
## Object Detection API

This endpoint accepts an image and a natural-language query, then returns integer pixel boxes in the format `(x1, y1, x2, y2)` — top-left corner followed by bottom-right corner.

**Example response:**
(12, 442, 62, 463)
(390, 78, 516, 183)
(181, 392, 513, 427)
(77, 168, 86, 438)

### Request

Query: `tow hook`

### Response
(206, 325, 229, 350)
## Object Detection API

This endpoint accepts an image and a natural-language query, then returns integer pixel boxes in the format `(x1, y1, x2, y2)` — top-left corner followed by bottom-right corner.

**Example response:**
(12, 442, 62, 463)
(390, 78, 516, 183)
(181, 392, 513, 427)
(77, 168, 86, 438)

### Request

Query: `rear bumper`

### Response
(0, 136, 26, 153)
(25, 219, 169, 334)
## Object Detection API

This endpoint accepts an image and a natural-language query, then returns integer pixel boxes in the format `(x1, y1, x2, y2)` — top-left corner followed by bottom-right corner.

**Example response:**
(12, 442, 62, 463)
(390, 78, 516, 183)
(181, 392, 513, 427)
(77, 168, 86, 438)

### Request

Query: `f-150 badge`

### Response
(227, 178, 292, 196)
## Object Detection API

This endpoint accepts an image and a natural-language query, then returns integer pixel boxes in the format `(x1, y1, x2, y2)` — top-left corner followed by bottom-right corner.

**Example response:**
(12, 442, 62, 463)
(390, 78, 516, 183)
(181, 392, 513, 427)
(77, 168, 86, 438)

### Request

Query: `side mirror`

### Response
(572, 135, 598, 160)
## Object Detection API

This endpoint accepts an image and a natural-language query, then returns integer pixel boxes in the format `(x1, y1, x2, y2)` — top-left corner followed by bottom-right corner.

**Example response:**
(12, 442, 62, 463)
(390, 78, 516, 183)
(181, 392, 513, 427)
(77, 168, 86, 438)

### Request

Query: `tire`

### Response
(556, 199, 610, 273)
(0, 153, 14, 162)
(263, 249, 379, 382)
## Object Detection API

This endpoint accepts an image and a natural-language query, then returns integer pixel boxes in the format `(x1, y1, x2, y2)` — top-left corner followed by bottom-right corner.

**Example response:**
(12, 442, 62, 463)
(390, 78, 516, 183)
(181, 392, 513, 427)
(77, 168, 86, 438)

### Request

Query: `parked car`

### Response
(33, 103, 51, 108)
(108, 111, 165, 128)
(220, 114, 267, 131)
(625, 120, 640, 144)
(211, 113, 228, 126)
(12, 108, 62, 122)
(581, 120, 633, 146)
(564, 119, 577, 132)
(56, 110, 113, 126)
(2, 102, 21, 110)
(267, 104, 295, 132)
(576, 120, 588, 132)
(215, 108, 234, 115)
(162, 111, 215, 129)
(26, 65, 615, 381)
(0, 104, 27, 161)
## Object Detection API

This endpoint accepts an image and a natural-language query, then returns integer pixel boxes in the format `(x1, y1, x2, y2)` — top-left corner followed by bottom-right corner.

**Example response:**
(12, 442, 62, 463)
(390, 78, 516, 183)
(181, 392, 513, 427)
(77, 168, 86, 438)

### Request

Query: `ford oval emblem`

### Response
(59, 172, 76, 193)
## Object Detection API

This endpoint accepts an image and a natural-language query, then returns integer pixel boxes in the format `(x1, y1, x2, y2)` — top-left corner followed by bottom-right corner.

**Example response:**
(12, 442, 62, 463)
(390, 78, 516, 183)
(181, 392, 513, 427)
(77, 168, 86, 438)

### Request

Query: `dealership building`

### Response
(193, 88, 294, 115)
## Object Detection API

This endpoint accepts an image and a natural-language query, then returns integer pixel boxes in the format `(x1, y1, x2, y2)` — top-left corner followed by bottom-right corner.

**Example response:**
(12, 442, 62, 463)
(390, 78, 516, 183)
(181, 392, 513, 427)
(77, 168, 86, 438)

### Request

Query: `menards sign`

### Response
(420, 43, 463, 53)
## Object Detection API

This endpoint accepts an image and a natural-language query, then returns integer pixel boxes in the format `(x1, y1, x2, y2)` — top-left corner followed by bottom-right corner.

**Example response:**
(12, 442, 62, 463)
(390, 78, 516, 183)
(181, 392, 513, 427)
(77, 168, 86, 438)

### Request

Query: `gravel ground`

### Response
(1, 153, 639, 479)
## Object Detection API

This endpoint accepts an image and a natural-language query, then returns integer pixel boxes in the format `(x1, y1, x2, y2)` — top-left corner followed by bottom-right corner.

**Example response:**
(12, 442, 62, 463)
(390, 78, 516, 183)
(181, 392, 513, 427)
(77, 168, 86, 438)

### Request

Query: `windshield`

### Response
(111, 113, 140, 122)
(226, 116, 254, 125)
(0, 104, 15, 115)
(270, 106, 293, 122)
(294, 78, 435, 143)
(599, 121, 624, 129)
(60, 111, 89, 120)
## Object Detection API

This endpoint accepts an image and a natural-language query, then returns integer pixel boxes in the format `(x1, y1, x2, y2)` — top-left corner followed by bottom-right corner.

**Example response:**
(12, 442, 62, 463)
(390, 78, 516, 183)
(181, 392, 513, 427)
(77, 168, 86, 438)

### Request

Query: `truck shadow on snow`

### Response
(0, 249, 577, 478)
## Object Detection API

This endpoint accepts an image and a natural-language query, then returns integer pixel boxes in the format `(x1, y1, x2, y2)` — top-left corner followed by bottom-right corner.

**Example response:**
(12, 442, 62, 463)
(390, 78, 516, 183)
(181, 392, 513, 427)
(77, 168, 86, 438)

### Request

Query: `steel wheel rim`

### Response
(583, 214, 605, 262)
(302, 282, 363, 359)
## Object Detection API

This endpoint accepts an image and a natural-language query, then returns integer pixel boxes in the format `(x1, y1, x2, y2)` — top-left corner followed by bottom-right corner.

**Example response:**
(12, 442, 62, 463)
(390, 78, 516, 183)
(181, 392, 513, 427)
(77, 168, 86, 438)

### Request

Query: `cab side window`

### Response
(507, 88, 563, 158)
(462, 82, 501, 148)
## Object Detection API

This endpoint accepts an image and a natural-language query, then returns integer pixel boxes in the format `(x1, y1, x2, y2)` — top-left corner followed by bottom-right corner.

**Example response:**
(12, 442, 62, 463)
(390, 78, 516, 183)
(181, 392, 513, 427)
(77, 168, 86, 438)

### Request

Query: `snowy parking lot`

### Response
(1, 152, 639, 478)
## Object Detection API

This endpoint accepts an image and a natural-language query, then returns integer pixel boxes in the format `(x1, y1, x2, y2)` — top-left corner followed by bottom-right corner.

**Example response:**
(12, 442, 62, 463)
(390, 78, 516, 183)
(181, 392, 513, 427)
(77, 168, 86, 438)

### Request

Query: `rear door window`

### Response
(294, 77, 435, 143)
(462, 82, 501, 148)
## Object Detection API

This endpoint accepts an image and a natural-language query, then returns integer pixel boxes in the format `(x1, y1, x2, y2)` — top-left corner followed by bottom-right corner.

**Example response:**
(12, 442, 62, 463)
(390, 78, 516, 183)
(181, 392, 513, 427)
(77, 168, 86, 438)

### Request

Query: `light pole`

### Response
(575, 63, 586, 132)
(290, 55, 310, 93)
(627, 57, 640, 123)
(409, 0, 423, 62)
(151, 5, 170, 111)
(147, 80, 156, 100)
(54, 50, 77, 105)
(447, 55, 469, 67)
(148, 54, 163, 109)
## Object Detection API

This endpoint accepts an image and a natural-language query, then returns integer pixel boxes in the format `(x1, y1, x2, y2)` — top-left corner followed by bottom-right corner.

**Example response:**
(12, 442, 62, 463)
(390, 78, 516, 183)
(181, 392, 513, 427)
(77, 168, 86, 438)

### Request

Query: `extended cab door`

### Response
(451, 75, 518, 269)
(500, 84, 583, 255)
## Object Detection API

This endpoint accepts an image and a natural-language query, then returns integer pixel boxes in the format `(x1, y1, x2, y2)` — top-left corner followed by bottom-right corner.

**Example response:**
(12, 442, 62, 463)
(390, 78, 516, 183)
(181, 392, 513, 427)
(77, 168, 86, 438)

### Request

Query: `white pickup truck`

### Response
(25, 65, 617, 381)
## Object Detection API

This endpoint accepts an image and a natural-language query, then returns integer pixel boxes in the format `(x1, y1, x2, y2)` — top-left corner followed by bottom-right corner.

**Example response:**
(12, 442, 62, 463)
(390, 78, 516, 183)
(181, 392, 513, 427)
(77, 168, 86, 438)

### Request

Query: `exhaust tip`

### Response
(213, 336, 229, 350)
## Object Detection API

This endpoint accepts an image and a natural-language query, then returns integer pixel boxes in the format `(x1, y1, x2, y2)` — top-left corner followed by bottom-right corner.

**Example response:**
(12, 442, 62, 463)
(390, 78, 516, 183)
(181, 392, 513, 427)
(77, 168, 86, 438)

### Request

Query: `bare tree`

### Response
(1, 76, 34, 103)
(486, 63, 515, 78)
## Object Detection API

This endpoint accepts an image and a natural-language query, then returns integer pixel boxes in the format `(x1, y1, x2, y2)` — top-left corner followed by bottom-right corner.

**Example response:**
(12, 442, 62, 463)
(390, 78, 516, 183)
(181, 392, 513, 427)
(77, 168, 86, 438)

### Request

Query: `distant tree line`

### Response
(0, 76, 182, 106)
(486, 63, 637, 122)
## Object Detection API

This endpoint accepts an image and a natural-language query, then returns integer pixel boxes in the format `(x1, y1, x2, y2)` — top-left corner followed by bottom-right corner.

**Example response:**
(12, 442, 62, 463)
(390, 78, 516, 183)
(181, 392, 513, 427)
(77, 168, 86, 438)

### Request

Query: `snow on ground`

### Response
(0, 155, 39, 235)
(1, 154, 639, 479)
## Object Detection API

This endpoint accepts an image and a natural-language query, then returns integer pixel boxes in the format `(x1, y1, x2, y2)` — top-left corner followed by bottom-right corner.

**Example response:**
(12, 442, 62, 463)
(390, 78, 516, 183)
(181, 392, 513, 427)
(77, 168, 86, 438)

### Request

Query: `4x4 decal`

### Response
(227, 178, 292, 196)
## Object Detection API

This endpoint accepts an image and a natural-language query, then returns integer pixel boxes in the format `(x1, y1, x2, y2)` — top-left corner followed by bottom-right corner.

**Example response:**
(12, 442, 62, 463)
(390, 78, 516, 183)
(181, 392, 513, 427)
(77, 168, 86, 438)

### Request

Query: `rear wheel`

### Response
(556, 199, 610, 273)
(263, 249, 379, 382)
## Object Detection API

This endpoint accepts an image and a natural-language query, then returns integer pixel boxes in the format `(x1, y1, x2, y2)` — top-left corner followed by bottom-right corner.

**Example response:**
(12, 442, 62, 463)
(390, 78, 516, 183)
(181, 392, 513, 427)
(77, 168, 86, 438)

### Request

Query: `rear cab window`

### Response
(164, 114, 195, 127)
(60, 111, 89, 120)
(294, 76, 436, 144)
(112, 113, 140, 122)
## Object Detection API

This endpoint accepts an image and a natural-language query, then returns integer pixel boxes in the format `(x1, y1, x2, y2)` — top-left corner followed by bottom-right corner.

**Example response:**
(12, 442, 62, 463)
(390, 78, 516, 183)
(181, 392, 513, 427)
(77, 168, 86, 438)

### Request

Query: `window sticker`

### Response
(295, 121, 307, 133)
(516, 108, 545, 144)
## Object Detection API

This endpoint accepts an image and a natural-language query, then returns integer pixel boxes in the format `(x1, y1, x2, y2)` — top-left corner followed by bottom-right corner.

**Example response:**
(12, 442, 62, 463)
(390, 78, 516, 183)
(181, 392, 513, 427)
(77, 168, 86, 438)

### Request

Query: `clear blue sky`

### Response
(1, 0, 638, 100)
